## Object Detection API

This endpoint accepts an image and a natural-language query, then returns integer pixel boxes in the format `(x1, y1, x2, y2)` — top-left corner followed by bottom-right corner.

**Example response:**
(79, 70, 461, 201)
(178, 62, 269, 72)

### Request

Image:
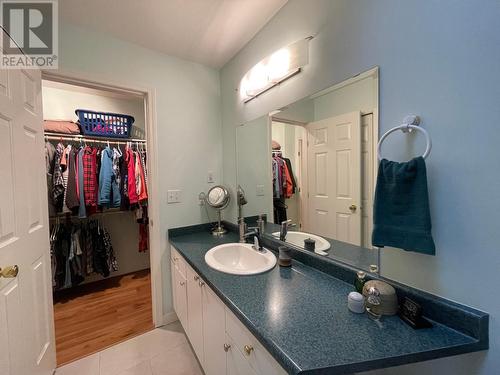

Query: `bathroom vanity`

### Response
(169, 224, 488, 375)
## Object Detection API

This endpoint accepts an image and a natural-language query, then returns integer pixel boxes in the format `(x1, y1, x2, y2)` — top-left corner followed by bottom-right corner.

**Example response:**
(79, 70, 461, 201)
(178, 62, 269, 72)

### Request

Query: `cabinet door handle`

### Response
(244, 345, 254, 356)
(180, 281, 185, 286)
(194, 275, 200, 281)
(223, 343, 231, 352)
(198, 280, 205, 287)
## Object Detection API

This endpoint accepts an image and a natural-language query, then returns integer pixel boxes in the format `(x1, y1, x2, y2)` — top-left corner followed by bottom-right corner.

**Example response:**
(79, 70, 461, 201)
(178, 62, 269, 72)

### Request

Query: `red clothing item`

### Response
(83, 147, 98, 206)
(126, 148, 139, 204)
(137, 154, 148, 202)
(139, 224, 148, 252)
(283, 162, 293, 199)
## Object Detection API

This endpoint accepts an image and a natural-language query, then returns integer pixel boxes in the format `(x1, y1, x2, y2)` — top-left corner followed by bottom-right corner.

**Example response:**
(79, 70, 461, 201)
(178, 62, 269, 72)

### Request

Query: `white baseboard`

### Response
(160, 311, 178, 327)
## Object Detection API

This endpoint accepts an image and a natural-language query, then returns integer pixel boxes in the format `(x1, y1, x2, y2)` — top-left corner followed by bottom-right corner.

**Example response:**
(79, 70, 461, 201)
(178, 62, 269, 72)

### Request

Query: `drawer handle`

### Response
(223, 343, 231, 352)
(180, 281, 185, 286)
(173, 257, 178, 261)
(244, 345, 254, 356)
(198, 280, 205, 287)
(194, 275, 200, 281)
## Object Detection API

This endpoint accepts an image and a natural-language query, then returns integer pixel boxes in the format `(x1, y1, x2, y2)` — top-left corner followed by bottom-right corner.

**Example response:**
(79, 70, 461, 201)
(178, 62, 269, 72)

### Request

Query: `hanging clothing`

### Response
(61, 145, 72, 213)
(283, 162, 293, 199)
(140, 150, 148, 187)
(273, 197, 288, 224)
(53, 143, 65, 210)
(134, 151, 142, 198)
(66, 147, 80, 210)
(139, 224, 148, 253)
(45, 142, 57, 217)
(50, 219, 118, 290)
(98, 147, 121, 208)
(119, 146, 130, 210)
(83, 146, 98, 207)
(283, 157, 297, 195)
(77, 148, 87, 219)
(126, 147, 139, 205)
(136, 151, 148, 202)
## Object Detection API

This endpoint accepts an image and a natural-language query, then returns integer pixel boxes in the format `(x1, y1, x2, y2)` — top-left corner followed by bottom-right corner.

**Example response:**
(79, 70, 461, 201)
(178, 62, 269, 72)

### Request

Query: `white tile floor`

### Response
(56, 321, 203, 375)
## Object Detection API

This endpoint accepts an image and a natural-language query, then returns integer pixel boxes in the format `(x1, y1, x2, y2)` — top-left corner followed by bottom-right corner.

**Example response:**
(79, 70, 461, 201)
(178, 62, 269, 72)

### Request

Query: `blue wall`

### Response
(221, 1, 500, 373)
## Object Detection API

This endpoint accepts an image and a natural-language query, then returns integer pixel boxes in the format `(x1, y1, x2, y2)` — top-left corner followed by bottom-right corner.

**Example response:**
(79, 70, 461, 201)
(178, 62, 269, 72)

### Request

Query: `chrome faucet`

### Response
(280, 220, 296, 241)
(244, 227, 263, 251)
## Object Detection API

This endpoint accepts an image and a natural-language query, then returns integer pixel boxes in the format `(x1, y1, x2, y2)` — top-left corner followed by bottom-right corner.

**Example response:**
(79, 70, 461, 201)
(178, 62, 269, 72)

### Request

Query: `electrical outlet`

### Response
(207, 171, 214, 183)
(256, 184, 265, 196)
(167, 190, 182, 203)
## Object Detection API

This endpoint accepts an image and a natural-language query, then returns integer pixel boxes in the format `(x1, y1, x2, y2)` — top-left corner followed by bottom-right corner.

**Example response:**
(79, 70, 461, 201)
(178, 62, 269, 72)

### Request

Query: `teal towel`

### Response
(372, 156, 435, 255)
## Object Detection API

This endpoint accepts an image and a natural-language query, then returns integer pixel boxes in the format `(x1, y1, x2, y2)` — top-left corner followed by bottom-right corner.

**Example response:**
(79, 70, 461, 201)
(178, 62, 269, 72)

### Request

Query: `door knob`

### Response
(349, 204, 357, 212)
(223, 343, 231, 352)
(244, 345, 254, 356)
(179, 281, 185, 286)
(0, 265, 19, 278)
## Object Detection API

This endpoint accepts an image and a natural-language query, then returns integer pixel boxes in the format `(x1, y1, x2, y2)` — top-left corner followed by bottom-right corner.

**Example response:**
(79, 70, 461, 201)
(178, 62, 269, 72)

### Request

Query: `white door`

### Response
(186, 266, 204, 365)
(0, 37, 56, 375)
(202, 284, 226, 375)
(306, 111, 362, 245)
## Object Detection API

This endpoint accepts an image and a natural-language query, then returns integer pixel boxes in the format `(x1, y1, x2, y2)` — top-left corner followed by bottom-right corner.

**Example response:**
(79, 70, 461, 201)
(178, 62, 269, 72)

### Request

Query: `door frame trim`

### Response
(41, 69, 164, 328)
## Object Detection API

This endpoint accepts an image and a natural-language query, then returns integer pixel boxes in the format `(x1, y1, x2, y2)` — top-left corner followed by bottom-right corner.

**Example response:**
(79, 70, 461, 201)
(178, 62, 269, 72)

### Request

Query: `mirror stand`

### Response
(212, 209, 227, 236)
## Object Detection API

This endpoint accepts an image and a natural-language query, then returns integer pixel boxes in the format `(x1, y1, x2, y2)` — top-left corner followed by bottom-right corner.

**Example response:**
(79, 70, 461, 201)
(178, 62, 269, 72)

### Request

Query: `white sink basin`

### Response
(205, 243, 277, 275)
(272, 231, 331, 255)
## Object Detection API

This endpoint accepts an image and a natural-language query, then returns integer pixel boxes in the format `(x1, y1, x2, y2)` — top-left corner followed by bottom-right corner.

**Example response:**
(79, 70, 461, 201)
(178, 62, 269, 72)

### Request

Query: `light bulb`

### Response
(267, 48, 291, 82)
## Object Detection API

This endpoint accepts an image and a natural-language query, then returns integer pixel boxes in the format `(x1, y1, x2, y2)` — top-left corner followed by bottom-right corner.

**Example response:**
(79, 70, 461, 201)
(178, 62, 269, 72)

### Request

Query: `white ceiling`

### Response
(60, 0, 287, 68)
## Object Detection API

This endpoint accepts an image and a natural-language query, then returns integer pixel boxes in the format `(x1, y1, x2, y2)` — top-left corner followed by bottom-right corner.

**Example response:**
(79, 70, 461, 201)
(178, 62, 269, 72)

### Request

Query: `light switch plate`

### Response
(256, 184, 265, 196)
(167, 190, 182, 203)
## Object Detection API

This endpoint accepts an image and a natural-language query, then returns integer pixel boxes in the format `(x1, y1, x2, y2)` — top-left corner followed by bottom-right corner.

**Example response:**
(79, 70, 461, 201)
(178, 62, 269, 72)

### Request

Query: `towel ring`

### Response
(377, 123, 432, 161)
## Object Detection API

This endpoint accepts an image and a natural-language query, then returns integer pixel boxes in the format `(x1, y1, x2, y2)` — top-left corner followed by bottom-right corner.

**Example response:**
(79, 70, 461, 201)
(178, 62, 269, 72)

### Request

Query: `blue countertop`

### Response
(169, 227, 487, 374)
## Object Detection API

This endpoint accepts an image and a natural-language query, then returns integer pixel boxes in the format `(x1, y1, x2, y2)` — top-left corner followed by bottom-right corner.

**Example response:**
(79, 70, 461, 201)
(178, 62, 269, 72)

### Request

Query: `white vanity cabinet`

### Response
(170, 246, 286, 375)
(186, 265, 205, 365)
(202, 282, 227, 375)
(171, 248, 188, 330)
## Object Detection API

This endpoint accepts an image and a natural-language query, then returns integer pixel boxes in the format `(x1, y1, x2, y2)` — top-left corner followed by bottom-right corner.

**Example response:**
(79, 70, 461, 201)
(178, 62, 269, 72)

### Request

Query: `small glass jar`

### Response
(354, 270, 366, 293)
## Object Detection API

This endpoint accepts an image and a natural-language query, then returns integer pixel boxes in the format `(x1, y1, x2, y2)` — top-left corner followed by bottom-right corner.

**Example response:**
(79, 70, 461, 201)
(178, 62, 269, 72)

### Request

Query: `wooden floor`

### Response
(53, 269, 154, 366)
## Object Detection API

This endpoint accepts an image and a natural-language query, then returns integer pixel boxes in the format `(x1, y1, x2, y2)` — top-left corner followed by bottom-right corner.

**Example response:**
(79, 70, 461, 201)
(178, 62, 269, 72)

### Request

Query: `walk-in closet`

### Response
(42, 79, 153, 365)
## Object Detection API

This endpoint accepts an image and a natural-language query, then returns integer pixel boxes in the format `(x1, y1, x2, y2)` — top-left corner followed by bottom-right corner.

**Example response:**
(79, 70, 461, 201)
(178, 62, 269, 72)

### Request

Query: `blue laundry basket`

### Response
(75, 109, 135, 139)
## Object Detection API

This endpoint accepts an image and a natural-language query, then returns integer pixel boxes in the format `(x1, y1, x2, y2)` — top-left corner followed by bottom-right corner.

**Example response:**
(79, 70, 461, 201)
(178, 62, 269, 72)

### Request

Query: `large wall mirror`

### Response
(236, 68, 380, 271)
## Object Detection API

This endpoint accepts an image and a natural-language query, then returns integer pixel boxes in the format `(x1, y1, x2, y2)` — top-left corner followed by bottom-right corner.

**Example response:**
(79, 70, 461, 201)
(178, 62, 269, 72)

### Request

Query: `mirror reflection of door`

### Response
(306, 111, 362, 246)
(271, 112, 374, 247)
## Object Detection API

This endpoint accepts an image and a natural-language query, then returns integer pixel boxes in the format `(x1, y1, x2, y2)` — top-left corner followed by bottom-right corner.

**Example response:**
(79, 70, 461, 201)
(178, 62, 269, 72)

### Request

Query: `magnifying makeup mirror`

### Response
(206, 185, 231, 236)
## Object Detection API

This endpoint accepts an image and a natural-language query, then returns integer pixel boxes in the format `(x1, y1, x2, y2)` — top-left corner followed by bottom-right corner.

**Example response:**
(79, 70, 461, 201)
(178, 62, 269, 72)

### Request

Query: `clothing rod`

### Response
(44, 133, 147, 144)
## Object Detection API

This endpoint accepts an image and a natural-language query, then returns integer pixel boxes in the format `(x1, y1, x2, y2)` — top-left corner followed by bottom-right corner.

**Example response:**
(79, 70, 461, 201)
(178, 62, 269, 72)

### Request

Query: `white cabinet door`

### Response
(202, 284, 227, 375)
(174, 266, 188, 330)
(226, 334, 258, 375)
(0, 33, 56, 375)
(186, 266, 204, 365)
(171, 258, 177, 313)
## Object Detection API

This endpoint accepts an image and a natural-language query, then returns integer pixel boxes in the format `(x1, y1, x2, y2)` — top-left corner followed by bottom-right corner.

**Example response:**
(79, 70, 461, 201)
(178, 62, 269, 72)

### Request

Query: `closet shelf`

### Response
(44, 132, 146, 144)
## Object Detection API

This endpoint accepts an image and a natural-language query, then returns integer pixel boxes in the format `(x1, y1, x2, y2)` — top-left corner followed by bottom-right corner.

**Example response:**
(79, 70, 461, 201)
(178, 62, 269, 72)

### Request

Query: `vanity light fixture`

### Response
(240, 37, 311, 103)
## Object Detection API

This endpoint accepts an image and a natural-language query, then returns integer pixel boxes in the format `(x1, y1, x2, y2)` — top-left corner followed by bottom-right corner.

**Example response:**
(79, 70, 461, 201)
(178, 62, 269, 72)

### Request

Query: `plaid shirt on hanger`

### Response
(83, 146, 98, 206)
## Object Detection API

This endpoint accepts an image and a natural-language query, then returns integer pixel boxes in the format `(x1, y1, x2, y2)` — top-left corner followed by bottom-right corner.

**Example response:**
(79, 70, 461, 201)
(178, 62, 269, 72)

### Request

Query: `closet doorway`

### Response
(41, 73, 161, 366)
